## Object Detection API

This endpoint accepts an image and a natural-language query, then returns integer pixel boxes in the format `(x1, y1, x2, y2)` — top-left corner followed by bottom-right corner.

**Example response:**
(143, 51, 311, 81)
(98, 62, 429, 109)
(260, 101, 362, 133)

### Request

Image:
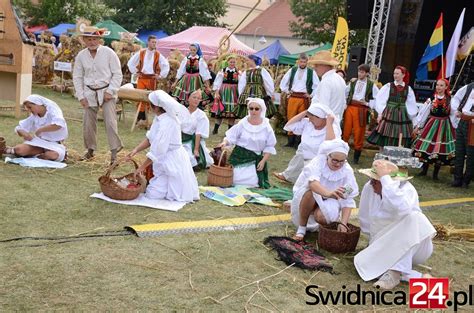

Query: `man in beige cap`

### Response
(73, 26, 123, 163)
(309, 50, 347, 119)
(354, 160, 436, 290)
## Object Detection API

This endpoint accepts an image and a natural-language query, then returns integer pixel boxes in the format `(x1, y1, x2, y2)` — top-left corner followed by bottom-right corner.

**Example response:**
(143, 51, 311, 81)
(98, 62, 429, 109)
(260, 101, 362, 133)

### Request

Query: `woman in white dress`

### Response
(273, 102, 340, 183)
(128, 90, 199, 203)
(217, 98, 277, 188)
(181, 90, 213, 169)
(2, 95, 68, 161)
(291, 139, 359, 240)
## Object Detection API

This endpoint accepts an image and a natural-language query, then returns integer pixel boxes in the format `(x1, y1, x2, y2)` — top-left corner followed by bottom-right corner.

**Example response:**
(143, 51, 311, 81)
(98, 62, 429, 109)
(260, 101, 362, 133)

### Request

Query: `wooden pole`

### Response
(451, 55, 470, 91)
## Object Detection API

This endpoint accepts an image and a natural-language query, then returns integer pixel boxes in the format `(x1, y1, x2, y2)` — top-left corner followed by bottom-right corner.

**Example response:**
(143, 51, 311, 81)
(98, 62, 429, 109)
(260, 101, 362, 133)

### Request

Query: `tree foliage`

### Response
(289, 0, 368, 47)
(13, 0, 113, 26)
(103, 0, 228, 34)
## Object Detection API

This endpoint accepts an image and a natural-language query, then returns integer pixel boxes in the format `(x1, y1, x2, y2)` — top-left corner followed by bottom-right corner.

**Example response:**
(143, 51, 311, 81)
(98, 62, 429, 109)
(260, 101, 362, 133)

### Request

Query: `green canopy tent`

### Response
(95, 20, 144, 46)
(277, 42, 333, 65)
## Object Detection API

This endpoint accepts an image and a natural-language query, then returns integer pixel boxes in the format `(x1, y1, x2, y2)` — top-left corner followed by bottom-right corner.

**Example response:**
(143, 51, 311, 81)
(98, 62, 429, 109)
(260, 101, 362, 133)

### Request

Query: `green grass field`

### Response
(0, 86, 473, 311)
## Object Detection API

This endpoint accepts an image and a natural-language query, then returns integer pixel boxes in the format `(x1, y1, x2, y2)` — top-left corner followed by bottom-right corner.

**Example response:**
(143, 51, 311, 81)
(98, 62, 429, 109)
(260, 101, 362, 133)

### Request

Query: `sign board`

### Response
(53, 61, 72, 72)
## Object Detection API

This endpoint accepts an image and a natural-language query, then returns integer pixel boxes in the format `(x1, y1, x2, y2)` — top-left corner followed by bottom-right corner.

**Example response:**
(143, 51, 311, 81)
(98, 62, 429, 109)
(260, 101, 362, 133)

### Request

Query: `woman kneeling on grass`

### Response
(2, 95, 68, 161)
(217, 98, 277, 188)
(291, 138, 359, 240)
(128, 90, 199, 203)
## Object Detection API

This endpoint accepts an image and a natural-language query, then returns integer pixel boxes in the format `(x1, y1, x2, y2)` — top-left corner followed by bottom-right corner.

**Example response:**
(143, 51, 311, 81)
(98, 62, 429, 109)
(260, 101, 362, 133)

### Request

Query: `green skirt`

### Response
(181, 132, 207, 170)
(228, 145, 270, 189)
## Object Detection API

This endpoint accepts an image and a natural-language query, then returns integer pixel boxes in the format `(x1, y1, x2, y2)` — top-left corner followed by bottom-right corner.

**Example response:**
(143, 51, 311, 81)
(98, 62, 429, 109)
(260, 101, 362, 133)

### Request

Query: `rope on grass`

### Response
(0, 230, 133, 243)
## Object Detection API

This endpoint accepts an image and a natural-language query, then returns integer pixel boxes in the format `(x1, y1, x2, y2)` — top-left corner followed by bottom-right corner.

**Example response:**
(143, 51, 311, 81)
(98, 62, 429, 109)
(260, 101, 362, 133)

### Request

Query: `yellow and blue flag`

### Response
(416, 13, 443, 80)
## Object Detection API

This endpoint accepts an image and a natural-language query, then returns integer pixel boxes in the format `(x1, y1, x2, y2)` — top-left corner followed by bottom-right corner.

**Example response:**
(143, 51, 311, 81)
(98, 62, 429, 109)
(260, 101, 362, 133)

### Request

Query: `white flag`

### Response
(445, 8, 465, 78)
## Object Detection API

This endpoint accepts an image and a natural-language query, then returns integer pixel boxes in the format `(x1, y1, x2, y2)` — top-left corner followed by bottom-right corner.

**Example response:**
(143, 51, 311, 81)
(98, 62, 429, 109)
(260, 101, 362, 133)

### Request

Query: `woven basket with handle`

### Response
(318, 222, 360, 253)
(207, 149, 233, 187)
(98, 159, 147, 200)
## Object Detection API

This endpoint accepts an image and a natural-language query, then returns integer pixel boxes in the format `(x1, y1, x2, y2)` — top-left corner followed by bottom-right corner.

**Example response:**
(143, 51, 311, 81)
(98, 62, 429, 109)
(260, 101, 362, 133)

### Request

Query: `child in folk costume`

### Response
(343, 64, 379, 164)
(234, 59, 276, 119)
(291, 139, 359, 241)
(128, 90, 199, 203)
(367, 66, 418, 148)
(273, 102, 341, 184)
(451, 82, 474, 188)
(211, 55, 240, 134)
(412, 79, 456, 180)
(172, 43, 212, 105)
(355, 160, 436, 290)
(217, 98, 277, 188)
(2, 95, 68, 162)
(181, 90, 213, 169)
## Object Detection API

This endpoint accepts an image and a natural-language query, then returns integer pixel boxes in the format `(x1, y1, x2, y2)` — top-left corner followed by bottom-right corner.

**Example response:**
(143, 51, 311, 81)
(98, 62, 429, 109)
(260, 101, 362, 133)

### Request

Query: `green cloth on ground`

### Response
(228, 145, 270, 189)
(181, 132, 207, 169)
(199, 186, 279, 207)
(249, 186, 293, 202)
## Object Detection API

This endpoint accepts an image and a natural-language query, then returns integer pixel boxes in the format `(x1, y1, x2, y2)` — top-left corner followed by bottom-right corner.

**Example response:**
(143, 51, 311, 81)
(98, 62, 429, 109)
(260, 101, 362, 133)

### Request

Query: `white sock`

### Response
(296, 226, 307, 236)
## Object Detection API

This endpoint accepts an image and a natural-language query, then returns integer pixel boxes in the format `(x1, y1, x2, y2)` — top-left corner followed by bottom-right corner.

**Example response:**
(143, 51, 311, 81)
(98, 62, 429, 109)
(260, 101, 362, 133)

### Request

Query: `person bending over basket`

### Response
(217, 98, 277, 188)
(291, 139, 359, 241)
(127, 90, 199, 203)
(2, 95, 68, 161)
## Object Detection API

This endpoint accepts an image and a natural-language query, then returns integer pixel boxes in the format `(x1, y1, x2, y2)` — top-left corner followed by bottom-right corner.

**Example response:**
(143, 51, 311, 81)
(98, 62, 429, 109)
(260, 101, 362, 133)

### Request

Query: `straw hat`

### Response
(308, 50, 339, 67)
(358, 160, 412, 181)
(80, 26, 109, 37)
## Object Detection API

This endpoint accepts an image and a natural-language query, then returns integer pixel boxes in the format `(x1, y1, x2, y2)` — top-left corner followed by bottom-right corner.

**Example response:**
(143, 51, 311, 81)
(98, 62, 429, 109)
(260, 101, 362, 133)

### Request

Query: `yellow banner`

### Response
(331, 17, 349, 69)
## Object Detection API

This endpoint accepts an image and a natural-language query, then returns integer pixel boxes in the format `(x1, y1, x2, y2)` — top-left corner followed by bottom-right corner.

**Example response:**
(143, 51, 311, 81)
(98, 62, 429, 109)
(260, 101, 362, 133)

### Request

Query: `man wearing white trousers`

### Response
(355, 160, 436, 290)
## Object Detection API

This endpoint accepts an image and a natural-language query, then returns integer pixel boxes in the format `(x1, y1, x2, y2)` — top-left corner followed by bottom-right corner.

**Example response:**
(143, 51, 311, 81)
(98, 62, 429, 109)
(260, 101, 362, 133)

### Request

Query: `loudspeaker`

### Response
(347, 46, 367, 79)
(347, 0, 371, 29)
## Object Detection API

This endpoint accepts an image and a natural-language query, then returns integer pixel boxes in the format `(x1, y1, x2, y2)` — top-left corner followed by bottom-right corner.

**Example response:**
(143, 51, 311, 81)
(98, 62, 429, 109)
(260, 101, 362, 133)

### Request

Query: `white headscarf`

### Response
(246, 97, 266, 119)
(318, 138, 350, 156)
(307, 101, 334, 118)
(24, 94, 61, 111)
(148, 90, 190, 123)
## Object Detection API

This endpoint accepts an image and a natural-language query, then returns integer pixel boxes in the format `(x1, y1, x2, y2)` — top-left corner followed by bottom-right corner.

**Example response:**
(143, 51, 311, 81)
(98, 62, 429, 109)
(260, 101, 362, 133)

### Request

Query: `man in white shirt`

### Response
(73, 26, 123, 164)
(280, 53, 319, 147)
(343, 64, 379, 163)
(127, 35, 170, 128)
(309, 50, 347, 120)
(451, 82, 474, 188)
(355, 160, 436, 290)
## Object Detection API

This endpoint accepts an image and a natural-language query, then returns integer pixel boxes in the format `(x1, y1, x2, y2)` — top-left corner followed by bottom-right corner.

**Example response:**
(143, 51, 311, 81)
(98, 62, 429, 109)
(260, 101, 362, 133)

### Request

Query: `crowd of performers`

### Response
(1, 27, 473, 290)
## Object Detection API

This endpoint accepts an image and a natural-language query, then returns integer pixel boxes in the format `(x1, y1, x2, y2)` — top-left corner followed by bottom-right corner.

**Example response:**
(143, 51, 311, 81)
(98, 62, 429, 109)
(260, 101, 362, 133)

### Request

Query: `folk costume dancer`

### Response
(343, 64, 379, 164)
(412, 79, 456, 180)
(218, 98, 277, 188)
(211, 55, 240, 134)
(128, 90, 199, 203)
(172, 43, 211, 105)
(181, 90, 213, 169)
(2, 95, 68, 162)
(235, 60, 276, 119)
(309, 50, 347, 120)
(273, 102, 341, 184)
(127, 35, 170, 129)
(73, 26, 123, 164)
(355, 160, 436, 290)
(367, 66, 417, 148)
(451, 82, 474, 188)
(291, 139, 359, 241)
(280, 53, 319, 147)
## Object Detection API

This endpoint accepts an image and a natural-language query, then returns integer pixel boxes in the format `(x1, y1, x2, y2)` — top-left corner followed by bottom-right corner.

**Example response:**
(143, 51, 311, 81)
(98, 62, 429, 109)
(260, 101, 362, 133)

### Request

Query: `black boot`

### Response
(294, 135, 301, 149)
(451, 176, 463, 187)
(212, 123, 220, 135)
(353, 150, 362, 164)
(417, 163, 429, 176)
(432, 164, 441, 180)
(284, 135, 295, 147)
(462, 175, 471, 188)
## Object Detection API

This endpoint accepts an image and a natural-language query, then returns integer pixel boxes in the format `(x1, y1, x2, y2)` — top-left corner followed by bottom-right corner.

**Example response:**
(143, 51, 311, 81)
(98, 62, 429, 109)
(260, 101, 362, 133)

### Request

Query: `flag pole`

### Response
(452, 55, 470, 91)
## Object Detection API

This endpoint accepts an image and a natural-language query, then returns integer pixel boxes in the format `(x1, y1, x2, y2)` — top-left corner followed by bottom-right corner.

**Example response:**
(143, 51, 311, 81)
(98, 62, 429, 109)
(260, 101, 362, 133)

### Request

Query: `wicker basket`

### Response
(318, 222, 360, 253)
(207, 149, 233, 187)
(0, 137, 5, 157)
(98, 159, 147, 200)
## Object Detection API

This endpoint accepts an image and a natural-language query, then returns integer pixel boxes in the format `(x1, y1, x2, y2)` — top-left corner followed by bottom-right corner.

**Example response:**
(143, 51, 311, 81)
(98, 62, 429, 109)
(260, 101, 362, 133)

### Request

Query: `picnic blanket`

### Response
(249, 187, 293, 201)
(4, 156, 67, 169)
(90, 193, 186, 211)
(199, 186, 280, 207)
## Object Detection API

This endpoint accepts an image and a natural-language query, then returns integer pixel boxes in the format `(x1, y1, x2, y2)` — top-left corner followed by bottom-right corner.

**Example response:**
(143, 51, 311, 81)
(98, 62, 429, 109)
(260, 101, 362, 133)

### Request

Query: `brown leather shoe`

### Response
(80, 149, 95, 161)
